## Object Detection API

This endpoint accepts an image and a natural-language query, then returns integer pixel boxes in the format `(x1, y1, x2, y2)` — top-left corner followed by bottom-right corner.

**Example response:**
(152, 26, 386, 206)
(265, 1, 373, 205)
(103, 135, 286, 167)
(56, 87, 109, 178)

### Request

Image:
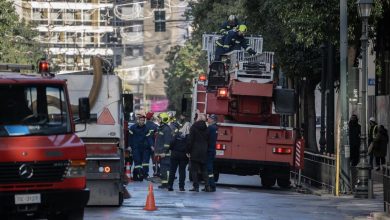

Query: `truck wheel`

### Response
(67, 208, 84, 220)
(277, 178, 291, 188)
(261, 176, 276, 188)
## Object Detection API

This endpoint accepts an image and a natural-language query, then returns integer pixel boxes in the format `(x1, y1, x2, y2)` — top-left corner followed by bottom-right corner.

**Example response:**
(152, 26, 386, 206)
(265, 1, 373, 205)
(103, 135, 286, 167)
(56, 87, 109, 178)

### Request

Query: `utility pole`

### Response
(339, 0, 351, 193)
(355, 0, 373, 199)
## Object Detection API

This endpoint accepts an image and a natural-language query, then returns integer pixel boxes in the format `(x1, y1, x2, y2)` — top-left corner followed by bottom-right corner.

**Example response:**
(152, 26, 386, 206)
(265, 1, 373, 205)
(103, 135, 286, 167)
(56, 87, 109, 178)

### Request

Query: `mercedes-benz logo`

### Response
(19, 164, 34, 179)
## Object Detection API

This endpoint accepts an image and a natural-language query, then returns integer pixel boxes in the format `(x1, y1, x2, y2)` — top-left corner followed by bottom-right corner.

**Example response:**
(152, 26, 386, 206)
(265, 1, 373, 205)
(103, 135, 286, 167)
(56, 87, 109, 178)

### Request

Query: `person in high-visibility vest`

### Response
(155, 112, 173, 189)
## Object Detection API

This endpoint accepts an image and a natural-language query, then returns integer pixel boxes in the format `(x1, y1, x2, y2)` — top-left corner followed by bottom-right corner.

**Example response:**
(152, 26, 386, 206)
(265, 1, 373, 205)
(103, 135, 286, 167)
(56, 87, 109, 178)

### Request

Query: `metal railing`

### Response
(202, 34, 263, 63)
(292, 151, 352, 194)
(384, 163, 390, 214)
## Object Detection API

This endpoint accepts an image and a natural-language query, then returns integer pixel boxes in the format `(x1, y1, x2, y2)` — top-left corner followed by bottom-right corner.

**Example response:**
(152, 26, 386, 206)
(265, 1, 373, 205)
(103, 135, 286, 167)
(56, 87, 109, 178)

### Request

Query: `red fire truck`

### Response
(190, 34, 298, 188)
(0, 62, 90, 219)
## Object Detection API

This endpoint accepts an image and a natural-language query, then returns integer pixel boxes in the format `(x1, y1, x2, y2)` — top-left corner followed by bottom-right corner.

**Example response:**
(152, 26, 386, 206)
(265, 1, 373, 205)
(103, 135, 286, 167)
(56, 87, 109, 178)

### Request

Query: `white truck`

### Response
(57, 58, 127, 206)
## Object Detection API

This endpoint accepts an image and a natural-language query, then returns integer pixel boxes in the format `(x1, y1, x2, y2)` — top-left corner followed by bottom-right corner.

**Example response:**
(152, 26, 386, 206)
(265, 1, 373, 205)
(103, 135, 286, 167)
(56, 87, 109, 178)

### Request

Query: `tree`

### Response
(169, 0, 388, 152)
(164, 41, 207, 112)
(0, 0, 43, 66)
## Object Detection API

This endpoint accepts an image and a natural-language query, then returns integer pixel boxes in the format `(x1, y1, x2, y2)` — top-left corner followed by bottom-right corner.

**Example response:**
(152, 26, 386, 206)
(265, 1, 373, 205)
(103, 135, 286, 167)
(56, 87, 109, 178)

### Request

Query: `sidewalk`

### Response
(298, 169, 389, 220)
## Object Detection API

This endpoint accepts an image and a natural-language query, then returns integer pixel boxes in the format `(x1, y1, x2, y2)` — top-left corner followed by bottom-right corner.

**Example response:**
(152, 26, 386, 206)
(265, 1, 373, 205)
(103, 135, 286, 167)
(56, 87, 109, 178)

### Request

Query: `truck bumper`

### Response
(215, 158, 291, 176)
(0, 189, 89, 215)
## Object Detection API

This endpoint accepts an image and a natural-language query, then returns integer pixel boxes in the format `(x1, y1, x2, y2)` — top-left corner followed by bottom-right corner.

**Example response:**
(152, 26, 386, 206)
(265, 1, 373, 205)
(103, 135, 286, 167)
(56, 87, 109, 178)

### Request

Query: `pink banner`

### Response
(151, 99, 169, 112)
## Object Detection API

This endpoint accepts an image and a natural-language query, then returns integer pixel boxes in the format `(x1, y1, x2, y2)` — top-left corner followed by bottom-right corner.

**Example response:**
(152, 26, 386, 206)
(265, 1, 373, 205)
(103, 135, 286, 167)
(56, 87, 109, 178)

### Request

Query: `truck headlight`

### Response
(65, 160, 86, 178)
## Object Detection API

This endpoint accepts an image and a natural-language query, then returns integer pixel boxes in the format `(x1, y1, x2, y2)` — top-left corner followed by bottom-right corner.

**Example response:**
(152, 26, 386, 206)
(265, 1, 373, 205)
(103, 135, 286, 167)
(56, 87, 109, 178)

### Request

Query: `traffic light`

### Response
(154, 10, 166, 32)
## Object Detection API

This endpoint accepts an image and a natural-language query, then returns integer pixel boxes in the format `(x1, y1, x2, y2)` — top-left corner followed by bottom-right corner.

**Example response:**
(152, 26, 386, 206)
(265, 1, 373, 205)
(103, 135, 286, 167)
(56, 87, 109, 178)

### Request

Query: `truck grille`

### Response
(0, 161, 69, 184)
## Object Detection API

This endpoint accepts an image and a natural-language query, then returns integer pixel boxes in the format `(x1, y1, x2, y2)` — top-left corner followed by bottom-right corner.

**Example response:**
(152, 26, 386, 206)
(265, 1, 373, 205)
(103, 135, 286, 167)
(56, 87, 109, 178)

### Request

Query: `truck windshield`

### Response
(0, 85, 71, 137)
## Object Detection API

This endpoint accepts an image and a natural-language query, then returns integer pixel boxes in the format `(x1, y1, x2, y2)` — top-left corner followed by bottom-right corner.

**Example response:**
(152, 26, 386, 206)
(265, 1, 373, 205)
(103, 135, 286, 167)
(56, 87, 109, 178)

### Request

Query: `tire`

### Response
(67, 208, 84, 220)
(261, 176, 276, 188)
(277, 178, 291, 188)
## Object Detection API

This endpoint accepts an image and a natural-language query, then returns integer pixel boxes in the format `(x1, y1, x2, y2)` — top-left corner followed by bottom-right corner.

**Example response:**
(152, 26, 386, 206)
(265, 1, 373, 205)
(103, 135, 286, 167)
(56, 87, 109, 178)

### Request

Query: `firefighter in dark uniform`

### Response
(219, 15, 239, 35)
(155, 112, 173, 188)
(204, 114, 218, 192)
(145, 111, 158, 178)
(214, 24, 257, 61)
(128, 113, 153, 181)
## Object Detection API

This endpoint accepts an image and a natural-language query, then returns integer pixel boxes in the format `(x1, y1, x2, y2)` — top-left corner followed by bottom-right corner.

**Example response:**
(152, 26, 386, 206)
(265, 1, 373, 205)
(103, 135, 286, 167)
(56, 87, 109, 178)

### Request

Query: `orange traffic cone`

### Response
(125, 162, 132, 184)
(144, 183, 157, 211)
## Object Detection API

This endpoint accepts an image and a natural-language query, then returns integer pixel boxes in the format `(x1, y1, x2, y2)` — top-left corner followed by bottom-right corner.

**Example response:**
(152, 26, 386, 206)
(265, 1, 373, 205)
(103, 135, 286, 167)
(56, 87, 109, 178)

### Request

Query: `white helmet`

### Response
(228, 15, 236, 22)
(369, 117, 375, 122)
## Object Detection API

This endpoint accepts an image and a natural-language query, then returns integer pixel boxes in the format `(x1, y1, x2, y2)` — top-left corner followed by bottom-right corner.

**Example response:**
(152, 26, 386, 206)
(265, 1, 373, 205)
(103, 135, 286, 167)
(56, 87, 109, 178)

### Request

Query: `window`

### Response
(154, 10, 166, 32)
(151, 0, 164, 9)
(0, 85, 71, 136)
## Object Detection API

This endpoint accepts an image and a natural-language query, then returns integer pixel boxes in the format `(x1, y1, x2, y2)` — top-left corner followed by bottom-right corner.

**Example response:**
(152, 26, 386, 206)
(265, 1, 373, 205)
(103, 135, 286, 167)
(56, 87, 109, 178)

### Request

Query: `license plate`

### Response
(15, 194, 41, 205)
(216, 150, 224, 156)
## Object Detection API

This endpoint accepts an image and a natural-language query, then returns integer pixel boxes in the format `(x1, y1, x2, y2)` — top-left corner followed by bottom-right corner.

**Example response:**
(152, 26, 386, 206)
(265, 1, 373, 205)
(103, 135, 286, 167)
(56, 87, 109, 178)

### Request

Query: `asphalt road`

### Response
(84, 174, 383, 220)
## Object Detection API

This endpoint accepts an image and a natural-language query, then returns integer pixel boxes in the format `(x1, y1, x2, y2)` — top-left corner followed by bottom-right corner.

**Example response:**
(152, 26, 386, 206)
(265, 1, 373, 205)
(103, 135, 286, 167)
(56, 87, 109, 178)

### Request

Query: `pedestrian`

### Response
(219, 14, 240, 35)
(186, 114, 210, 192)
(368, 117, 378, 167)
(155, 112, 173, 189)
(372, 125, 388, 171)
(128, 113, 153, 181)
(145, 112, 158, 178)
(204, 114, 218, 192)
(214, 24, 256, 61)
(167, 122, 191, 192)
(168, 112, 180, 135)
(348, 114, 361, 167)
(177, 113, 188, 128)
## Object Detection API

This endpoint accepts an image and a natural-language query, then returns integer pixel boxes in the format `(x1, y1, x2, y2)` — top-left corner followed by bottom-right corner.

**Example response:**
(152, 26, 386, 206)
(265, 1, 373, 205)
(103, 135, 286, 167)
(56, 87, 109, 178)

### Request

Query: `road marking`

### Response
(181, 216, 192, 220)
(222, 191, 240, 194)
(175, 202, 185, 208)
(230, 187, 238, 191)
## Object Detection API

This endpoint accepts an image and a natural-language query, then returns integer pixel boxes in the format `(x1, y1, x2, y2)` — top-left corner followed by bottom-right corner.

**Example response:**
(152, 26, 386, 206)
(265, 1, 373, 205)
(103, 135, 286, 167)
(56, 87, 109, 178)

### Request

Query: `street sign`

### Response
(368, 78, 375, 86)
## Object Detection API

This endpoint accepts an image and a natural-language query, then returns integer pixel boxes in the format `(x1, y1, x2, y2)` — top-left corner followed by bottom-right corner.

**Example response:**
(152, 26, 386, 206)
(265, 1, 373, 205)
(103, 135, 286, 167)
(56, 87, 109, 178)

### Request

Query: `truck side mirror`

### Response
(273, 88, 296, 115)
(78, 97, 90, 121)
(181, 93, 192, 117)
(181, 97, 187, 113)
(122, 94, 133, 121)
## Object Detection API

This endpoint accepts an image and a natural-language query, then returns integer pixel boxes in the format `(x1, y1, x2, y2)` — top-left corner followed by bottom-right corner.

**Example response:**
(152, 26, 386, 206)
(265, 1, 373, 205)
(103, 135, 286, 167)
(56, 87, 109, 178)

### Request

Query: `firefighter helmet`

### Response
(159, 112, 169, 124)
(238, 24, 247, 33)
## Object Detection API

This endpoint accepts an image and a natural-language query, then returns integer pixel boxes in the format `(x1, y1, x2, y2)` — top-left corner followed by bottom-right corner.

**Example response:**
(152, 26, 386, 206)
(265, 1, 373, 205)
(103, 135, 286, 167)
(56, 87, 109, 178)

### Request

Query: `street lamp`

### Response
(355, 0, 373, 199)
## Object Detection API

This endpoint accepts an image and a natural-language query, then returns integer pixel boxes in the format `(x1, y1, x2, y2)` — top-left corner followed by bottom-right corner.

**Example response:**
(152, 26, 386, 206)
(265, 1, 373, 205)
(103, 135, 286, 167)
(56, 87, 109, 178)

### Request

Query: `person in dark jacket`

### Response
(145, 112, 158, 177)
(214, 24, 256, 61)
(373, 125, 388, 171)
(219, 14, 239, 35)
(368, 117, 378, 167)
(167, 122, 191, 191)
(128, 114, 153, 181)
(348, 114, 361, 167)
(204, 114, 218, 192)
(186, 114, 210, 192)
